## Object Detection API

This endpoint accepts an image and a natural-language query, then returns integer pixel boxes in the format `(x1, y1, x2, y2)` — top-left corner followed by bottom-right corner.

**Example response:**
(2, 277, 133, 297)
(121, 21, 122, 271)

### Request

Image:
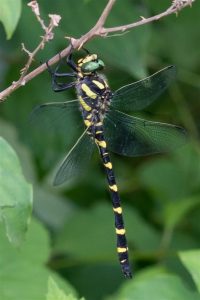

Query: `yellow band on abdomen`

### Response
(116, 228, 126, 235)
(109, 184, 118, 192)
(95, 139, 106, 148)
(117, 247, 128, 253)
(104, 162, 112, 169)
(113, 207, 122, 214)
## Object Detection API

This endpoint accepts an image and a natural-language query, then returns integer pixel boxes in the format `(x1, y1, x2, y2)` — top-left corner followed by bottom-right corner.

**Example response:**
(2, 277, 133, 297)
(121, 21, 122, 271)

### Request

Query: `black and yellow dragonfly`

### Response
(32, 50, 186, 278)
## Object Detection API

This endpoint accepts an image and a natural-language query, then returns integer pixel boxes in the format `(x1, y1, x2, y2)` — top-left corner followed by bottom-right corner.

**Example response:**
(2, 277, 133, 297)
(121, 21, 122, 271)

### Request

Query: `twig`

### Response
(0, 1, 61, 99)
(0, 0, 195, 102)
(19, 13, 61, 80)
(99, 0, 195, 35)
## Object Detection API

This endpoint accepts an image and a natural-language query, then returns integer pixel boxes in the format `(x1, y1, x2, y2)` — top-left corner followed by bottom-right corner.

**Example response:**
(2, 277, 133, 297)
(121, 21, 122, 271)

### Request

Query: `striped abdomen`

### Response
(95, 121, 132, 278)
(77, 74, 132, 278)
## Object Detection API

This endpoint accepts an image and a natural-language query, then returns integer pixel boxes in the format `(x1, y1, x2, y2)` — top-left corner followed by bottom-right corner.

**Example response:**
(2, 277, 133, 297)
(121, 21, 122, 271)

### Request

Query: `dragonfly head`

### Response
(77, 54, 105, 74)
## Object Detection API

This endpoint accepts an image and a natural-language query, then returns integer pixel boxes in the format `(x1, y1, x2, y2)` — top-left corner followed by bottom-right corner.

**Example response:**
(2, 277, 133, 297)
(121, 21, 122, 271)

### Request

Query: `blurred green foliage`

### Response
(0, 137, 32, 246)
(0, 0, 21, 39)
(1, 0, 200, 299)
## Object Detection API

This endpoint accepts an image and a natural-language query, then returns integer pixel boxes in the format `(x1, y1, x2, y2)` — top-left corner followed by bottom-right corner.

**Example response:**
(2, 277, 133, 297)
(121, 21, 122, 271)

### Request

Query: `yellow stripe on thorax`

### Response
(84, 120, 92, 127)
(86, 114, 92, 119)
(92, 80, 105, 90)
(81, 83, 97, 99)
(79, 96, 92, 112)
(81, 54, 97, 64)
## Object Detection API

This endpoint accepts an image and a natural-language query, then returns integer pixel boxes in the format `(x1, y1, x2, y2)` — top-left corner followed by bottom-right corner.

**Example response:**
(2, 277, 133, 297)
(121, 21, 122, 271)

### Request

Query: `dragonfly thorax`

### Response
(76, 72, 112, 119)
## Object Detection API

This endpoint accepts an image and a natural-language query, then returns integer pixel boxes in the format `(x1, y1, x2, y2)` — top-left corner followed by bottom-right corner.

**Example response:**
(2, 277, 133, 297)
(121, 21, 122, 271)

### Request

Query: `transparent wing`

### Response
(29, 99, 83, 171)
(54, 129, 95, 186)
(110, 66, 176, 113)
(104, 109, 187, 157)
(30, 99, 81, 131)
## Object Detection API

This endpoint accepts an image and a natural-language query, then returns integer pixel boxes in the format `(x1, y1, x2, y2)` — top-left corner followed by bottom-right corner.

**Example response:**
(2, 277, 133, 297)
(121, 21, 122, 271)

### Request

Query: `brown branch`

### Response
(0, 1, 61, 101)
(19, 14, 61, 80)
(94, 0, 116, 29)
(21, 2, 61, 79)
(100, 0, 194, 35)
(0, 0, 195, 102)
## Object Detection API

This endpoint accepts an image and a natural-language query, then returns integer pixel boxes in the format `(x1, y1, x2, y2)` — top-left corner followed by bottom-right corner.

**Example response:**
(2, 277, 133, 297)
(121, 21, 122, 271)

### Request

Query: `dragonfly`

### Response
(31, 49, 186, 279)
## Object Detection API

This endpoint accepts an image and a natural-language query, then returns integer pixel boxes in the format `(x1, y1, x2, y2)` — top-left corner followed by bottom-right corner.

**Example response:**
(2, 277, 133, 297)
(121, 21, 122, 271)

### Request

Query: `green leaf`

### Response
(179, 250, 200, 293)
(164, 196, 200, 230)
(54, 203, 117, 261)
(114, 273, 200, 300)
(46, 277, 71, 300)
(92, 24, 150, 78)
(131, 266, 168, 281)
(148, 0, 200, 70)
(99, 1, 151, 78)
(0, 118, 36, 182)
(0, 137, 32, 246)
(138, 144, 200, 232)
(46, 277, 85, 300)
(33, 186, 75, 231)
(139, 154, 187, 203)
(54, 203, 160, 262)
(0, 219, 76, 300)
(100, 0, 151, 78)
(138, 143, 200, 203)
(126, 205, 160, 252)
(0, 0, 21, 39)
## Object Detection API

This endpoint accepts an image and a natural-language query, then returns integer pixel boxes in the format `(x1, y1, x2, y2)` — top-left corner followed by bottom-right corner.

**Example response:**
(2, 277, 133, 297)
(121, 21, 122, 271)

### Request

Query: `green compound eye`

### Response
(81, 59, 105, 73)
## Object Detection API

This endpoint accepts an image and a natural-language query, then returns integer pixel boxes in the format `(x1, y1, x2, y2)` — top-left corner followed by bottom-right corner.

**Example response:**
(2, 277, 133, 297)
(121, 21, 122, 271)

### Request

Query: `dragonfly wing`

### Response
(104, 109, 187, 157)
(30, 99, 81, 131)
(54, 129, 95, 186)
(30, 99, 82, 146)
(29, 99, 84, 171)
(110, 66, 176, 113)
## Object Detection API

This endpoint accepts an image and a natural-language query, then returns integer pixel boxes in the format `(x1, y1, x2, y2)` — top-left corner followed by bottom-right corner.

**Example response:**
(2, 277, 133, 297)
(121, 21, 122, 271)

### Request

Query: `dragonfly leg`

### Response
(53, 53, 77, 77)
(46, 59, 76, 92)
(66, 52, 78, 72)
(50, 81, 76, 92)
(82, 47, 90, 55)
